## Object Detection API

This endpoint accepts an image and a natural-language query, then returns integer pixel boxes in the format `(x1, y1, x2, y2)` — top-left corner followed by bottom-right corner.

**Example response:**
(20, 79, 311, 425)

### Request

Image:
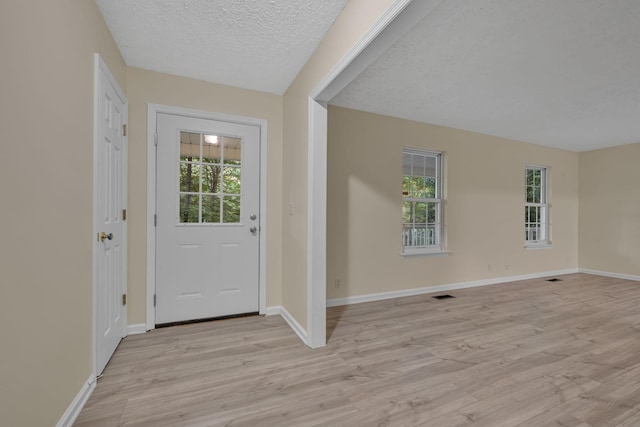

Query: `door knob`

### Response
(100, 232, 113, 242)
(249, 226, 257, 235)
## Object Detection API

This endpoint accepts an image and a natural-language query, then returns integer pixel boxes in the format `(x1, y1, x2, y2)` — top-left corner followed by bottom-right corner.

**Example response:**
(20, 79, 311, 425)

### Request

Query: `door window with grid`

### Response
(402, 148, 443, 254)
(178, 131, 242, 224)
(525, 165, 549, 246)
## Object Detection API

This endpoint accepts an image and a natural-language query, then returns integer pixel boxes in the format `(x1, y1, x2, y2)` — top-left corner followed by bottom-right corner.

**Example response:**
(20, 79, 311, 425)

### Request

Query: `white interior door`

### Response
(95, 57, 127, 375)
(155, 113, 260, 325)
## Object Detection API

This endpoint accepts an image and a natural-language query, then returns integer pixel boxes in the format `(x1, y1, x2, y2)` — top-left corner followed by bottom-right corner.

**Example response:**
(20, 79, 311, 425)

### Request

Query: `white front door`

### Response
(95, 56, 127, 375)
(155, 113, 260, 325)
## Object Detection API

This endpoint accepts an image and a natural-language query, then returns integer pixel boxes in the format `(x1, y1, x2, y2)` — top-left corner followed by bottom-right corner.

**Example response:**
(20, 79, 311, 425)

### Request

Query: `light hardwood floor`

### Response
(75, 273, 640, 426)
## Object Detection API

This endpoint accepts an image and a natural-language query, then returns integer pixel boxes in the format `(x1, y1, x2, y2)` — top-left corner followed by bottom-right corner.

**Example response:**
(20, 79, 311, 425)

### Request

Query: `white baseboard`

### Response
(266, 305, 308, 344)
(56, 374, 95, 427)
(327, 269, 579, 307)
(579, 268, 640, 282)
(265, 306, 282, 316)
(127, 323, 147, 335)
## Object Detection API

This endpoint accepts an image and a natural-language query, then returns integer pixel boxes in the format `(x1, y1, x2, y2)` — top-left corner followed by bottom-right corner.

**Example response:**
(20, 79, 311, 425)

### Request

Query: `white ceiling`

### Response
(95, 0, 349, 95)
(97, 0, 640, 152)
(331, 0, 640, 152)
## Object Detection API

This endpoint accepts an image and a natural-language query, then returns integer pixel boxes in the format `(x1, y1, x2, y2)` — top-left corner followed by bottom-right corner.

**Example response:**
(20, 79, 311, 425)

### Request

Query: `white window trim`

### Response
(402, 148, 445, 256)
(525, 164, 551, 248)
(402, 248, 450, 257)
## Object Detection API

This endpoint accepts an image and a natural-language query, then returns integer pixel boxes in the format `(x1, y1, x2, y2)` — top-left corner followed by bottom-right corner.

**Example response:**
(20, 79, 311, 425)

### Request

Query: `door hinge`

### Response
(154, 133, 158, 146)
(154, 214, 157, 227)
(153, 294, 157, 307)
(123, 124, 127, 137)
(122, 209, 127, 221)
(122, 294, 127, 306)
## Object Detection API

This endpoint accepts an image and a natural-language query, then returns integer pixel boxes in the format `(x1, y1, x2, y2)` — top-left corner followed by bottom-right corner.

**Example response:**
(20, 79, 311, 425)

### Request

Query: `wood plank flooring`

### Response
(75, 273, 640, 426)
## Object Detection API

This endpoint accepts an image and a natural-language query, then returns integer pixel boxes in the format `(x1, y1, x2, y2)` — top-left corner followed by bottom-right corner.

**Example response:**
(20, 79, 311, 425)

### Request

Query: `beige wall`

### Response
(282, 0, 401, 329)
(327, 107, 580, 299)
(126, 68, 284, 324)
(579, 143, 640, 276)
(0, 1, 126, 425)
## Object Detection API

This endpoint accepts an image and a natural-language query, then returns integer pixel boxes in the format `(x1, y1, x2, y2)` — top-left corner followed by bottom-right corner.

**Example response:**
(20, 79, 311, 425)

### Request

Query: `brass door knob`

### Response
(100, 232, 113, 242)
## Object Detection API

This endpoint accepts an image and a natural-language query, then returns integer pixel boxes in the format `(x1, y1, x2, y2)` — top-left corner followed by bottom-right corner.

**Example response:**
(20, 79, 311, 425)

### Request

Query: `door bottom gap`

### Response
(156, 311, 259, 328)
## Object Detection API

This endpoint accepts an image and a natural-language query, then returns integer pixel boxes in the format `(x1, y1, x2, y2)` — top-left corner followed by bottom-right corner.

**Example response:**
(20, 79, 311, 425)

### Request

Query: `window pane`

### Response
(402, 226, 438, 247)
(202, 134, 221, 164)
(428, 226, 437, 245)
(415, 202, 426, 224)
(411, 154, 425, 177)
(526, 169, 534, 186)
(410, 176, 425, 198)
(402, 201, 412, 224)
(425, 177, 436, 198)
(176, 132, 246, 225)
(403, 152, 439, 198)
(402, 153, 412, 175)
(427, 203, 436, 224)
(534, 171, 541, 186)
(223, 166, 241, 194)
(222, 196, 241, 223)
(223, 136, 242, 165)
(180, 162, 200, 192)
(402, 176, 411, 196)
(526, 186, 534, 203)
(202, 195, 220, 223)
(180, 132, 200, 162)
(526, 185, 541, 203)
(179, 194, 199, 223)
(424, 156, 436, 178)
(402, 226, 410, 246)
(202, 164, 221, 194)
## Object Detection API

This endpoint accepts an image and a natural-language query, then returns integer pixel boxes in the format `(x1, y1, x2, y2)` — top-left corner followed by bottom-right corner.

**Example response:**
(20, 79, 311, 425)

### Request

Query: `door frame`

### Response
(146, 104, 268, 330)
(92, 53, 128, 375)
(305, 0, 438, 346)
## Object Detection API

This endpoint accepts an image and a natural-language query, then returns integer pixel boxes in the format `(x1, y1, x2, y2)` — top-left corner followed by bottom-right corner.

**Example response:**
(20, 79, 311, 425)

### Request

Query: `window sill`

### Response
(401, 250, 451, 258)
(525, 243, 552, 250)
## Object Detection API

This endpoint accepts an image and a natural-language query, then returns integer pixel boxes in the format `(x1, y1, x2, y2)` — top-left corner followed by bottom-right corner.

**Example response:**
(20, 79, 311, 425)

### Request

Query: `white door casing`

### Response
(93, 54, 127, 375)
(155, 113, 260, 324)
(305, 0, 423, 347)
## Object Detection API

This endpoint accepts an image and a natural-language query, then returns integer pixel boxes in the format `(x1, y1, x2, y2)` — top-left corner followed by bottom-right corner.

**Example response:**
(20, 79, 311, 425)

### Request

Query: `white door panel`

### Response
(95, 59, 127, 375)
(155, 114, 260, 325)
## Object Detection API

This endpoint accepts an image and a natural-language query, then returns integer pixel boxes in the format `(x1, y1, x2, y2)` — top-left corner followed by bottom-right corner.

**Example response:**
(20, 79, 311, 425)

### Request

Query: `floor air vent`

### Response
(546, 278, 563, 282)
(432, 294, 455, 300)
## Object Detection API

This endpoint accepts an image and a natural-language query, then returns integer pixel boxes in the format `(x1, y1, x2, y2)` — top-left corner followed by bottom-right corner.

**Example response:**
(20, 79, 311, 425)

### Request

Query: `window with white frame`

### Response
(402, 148, 443, 254)
(525, 165, 549, 246)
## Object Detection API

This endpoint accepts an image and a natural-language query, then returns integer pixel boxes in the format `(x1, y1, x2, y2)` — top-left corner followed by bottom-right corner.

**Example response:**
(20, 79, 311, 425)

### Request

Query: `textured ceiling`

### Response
(331, 0, 640, 152)
(97, 0, 640, 151)
(96, 0, 349, 95)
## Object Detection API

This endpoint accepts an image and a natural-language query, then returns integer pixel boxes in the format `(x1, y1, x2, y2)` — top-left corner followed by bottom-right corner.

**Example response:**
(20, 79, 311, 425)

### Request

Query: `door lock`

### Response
(250, 214, 257, 221)
(100, 232, 113, 242)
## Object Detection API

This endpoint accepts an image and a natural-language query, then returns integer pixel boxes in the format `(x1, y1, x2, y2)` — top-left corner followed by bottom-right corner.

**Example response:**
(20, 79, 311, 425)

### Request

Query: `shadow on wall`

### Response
(326, 106, 406, 308)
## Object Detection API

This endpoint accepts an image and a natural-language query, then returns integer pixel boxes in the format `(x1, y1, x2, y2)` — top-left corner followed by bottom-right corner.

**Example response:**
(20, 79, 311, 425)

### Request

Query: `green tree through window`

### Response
(178, 132, 242, 223)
